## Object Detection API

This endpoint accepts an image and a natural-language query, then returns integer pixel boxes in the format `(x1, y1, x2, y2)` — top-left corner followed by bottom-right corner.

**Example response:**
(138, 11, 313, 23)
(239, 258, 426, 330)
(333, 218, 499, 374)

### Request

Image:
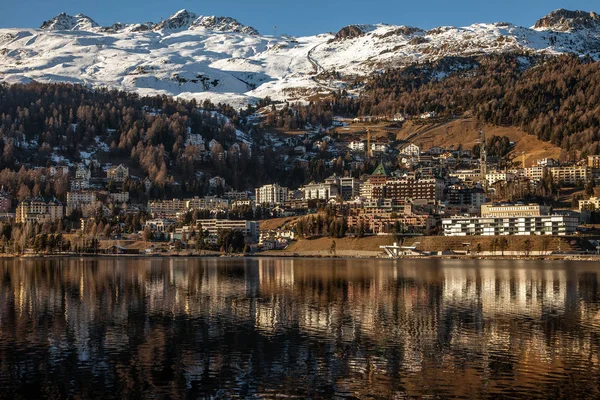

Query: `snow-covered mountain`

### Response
(40, 12, 99, 31)
(1, 9, 599, 107)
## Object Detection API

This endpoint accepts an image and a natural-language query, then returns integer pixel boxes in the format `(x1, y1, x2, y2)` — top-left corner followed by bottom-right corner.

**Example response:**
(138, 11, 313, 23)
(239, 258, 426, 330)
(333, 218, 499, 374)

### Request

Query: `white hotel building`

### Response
(255, 184, 289, 205)
(442, 204, 578, 236)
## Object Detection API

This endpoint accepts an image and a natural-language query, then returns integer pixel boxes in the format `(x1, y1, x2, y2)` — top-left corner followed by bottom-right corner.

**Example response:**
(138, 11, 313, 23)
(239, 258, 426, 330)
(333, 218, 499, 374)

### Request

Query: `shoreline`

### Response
(4, 251, 600, 262)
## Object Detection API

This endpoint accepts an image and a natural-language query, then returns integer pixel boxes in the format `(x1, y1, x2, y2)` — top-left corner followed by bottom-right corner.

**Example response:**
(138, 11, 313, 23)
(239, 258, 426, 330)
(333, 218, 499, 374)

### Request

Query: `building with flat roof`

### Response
(481, 203, 550, 218)
(255, 184, 289, 205)
(442, 214, 578, 236)
(442, 203, 578, 236)
(196, 219, 259, 241)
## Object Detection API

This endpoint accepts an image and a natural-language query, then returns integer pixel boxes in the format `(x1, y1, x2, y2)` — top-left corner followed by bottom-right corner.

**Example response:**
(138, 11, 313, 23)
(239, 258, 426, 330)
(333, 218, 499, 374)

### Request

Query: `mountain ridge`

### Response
(0, 8, 597, 107)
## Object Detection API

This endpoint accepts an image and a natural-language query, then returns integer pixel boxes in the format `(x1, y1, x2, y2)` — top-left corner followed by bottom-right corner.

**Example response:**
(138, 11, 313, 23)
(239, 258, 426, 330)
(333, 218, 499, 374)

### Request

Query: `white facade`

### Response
(486, 171, 515, 186)
(399, 143, 420, 157)
(449, 170, 482, 182)
(481, 204, 550, 218)
(301, 182, 339, 201)
(256, 184, 289, 205)
(371, 143, 388, 153)
(579, 197, 600, 211)
(196, 219, 259, 240)
(442, 215, 578, 236)
(145, 218, 176, 232)
(348, 141, 365, 152)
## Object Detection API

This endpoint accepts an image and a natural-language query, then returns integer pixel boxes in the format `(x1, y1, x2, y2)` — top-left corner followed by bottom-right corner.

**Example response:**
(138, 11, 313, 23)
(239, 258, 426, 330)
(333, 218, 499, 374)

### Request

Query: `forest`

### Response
(0, 83, 286, 201)
(265, 54, 600, 157)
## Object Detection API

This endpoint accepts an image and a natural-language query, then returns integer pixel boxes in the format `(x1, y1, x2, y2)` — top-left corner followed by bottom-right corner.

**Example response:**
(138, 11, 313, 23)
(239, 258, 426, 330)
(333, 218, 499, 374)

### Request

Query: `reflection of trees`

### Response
(0, 258, 599, 398)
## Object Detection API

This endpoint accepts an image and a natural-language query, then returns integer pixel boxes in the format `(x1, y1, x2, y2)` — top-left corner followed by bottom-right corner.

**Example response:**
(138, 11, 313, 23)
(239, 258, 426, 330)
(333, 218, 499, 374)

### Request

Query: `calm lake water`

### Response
(1, 257, 600, 399)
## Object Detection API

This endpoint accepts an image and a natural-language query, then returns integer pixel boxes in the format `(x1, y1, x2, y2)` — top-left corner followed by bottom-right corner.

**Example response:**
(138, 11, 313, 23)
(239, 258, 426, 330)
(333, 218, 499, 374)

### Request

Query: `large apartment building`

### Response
(442, 204, 578, 236)
(549, 166, 589, 186)
(374, 177, 445, 204)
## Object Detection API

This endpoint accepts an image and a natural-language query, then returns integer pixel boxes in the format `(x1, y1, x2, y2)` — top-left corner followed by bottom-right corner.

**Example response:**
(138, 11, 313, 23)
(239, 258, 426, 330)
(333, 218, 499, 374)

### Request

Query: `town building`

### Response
(256, 184, 289, 205)
(579, 196, 600, 211)
(75, 165, 91, 181)
(0, 190, 11, 213)
(445, 185, 486, 207)
(523, 166, 545, 181)
(449, 170, 481, 183)
(16, 197, 63, 224)
(399, 143, 420, 157)
(145, 218, 176, 233)
(187, 196, 229, 211)
(442, 214, 578, 236)
(588, 155, 600, 169)
(110, 192, 130, 204)
(481, 203, 550, 218)
(50, 166, 69, 176)
(549, 166, 589, 186)
(196, 219, 260, 241)
(106, 164, 129, 182)
(148, 199, 188, 218)
(442, 204, 578, 236)
(301, 182, 339, 201)
(348, 141, 365, 152)
(224, 191, 250, 201)
(486, 170, 515, 186)
(339, 177, 361, 200)
(66, 191, 97, 217)
(376, 177, 445, 204)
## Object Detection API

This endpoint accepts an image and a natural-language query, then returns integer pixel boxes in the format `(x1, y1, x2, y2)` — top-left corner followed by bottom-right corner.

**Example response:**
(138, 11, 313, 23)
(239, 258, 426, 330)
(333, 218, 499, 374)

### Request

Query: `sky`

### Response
(0, 0, 598, 36)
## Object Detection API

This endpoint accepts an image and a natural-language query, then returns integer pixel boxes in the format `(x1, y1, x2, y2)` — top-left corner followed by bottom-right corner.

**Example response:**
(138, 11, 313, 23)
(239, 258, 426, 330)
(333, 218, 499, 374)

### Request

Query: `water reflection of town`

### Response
(2, 258, 600, 398)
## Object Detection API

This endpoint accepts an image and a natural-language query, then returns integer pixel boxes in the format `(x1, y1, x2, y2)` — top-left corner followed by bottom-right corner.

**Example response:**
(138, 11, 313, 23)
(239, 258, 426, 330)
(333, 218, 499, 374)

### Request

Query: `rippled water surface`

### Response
(2, 257, 600, 399)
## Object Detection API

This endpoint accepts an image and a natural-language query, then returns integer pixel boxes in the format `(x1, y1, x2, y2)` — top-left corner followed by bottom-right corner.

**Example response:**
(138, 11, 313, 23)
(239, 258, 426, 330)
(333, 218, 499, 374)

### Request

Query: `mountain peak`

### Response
(40, 12, 99, 31)
(192, 16, 259, 35)
(153, 9, 198, 31)
(534, 9, 600, 32)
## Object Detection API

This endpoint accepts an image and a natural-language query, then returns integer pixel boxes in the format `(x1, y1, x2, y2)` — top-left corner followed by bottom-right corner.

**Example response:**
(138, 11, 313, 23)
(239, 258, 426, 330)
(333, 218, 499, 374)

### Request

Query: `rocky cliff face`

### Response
(534, 9, 600, 31)
(192, 16, 259, 35)
(40, 13, 99, 31)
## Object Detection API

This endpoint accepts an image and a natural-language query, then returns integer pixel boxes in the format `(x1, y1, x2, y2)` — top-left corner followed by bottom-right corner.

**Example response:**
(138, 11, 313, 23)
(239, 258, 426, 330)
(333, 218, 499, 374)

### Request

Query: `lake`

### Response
(1, 257, 600, 399)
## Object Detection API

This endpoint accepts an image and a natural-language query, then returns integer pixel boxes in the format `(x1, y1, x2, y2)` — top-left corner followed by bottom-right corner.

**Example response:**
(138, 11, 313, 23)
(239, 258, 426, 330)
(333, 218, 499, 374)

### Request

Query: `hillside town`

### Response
(5, 123, 600, 257)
